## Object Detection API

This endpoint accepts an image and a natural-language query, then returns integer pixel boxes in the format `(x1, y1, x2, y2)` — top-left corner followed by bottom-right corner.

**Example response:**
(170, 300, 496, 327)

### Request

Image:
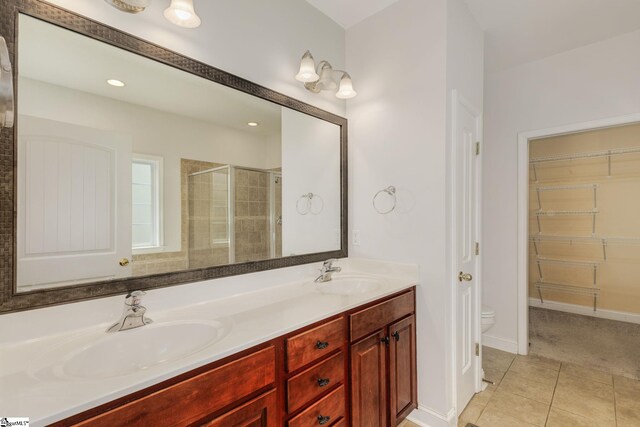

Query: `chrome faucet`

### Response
(106, 291, 153, 333)
(315, 259, 342, 283)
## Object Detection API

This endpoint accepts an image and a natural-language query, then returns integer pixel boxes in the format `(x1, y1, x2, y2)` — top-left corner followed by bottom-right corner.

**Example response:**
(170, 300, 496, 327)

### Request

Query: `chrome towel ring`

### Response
(373, 186, 396, 214)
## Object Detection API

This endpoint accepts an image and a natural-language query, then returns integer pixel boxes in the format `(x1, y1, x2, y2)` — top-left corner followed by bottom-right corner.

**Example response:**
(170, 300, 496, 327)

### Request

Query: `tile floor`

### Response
(398, 420, 420, 427)
(458, 347, 640, 427)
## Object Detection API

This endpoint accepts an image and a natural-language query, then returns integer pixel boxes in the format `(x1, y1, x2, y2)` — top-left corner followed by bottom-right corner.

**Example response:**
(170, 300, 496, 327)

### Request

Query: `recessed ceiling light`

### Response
(107, 79, 126, 87)
(247, 122, 259, 127)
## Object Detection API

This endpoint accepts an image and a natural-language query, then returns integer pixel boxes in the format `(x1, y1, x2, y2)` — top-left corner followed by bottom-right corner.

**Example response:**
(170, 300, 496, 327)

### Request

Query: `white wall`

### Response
(281, 109, 341, 256)
(347, 0, 483, 423)
(483, 30, 640, 351)
(43, 0, 346, 117)
(20, 78, 279, 253)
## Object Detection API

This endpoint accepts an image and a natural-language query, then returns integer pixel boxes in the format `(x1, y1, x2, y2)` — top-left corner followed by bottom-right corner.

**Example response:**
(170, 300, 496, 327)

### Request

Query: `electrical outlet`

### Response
(352, 229, 360, 246)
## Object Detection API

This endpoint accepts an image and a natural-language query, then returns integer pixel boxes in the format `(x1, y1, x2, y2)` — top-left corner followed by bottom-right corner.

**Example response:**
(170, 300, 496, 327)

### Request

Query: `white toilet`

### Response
(481, 305, 495, 333)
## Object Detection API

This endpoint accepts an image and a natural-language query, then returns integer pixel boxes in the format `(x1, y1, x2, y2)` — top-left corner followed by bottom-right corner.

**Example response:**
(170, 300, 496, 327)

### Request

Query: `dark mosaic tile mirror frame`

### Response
(0, 0, 348, 313)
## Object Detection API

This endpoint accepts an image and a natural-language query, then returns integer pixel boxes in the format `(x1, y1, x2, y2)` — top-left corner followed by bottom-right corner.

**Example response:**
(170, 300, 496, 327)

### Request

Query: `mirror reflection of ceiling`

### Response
(18, 15, 282, 137)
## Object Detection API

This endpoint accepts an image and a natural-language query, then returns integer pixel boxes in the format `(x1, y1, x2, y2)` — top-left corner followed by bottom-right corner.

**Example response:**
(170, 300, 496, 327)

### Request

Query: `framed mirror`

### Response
(0, 0, 347, 313)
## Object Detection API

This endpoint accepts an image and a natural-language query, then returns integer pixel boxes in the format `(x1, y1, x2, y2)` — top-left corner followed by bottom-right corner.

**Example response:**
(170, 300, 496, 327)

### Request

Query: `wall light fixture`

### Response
(295, 51, 357, 99)
(164, 0, 201, 28)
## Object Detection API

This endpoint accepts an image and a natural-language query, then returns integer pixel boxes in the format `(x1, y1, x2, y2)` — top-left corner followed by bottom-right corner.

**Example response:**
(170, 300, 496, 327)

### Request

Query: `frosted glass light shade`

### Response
(336, 74, 357, 99)
(295, 51, 319, 83)
(164, 0, 201, 28)
(316, 65, 337, 91)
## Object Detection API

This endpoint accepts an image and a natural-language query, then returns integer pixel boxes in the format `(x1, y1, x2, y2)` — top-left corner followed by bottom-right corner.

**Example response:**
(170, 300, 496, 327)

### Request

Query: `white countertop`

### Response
(0, 258, 418, 426)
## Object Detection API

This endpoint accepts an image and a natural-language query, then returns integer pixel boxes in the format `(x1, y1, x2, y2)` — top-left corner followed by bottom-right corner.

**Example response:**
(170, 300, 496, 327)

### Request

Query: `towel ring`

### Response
(296, 193, 312, 215)
(309, 193, 324, 215)
(373, 186, 396, 214)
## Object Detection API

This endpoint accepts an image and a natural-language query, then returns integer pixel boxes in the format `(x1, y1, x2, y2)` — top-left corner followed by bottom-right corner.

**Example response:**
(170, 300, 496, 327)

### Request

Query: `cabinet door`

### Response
(350, 329, 388, 427)
(389, 315, 417, 424)
(202, 389, 277, 427)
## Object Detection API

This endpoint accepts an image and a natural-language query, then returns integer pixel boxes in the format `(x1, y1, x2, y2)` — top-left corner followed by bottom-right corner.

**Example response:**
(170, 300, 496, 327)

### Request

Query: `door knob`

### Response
(119, 258, 130, 267)
(458, 271, 472, 282)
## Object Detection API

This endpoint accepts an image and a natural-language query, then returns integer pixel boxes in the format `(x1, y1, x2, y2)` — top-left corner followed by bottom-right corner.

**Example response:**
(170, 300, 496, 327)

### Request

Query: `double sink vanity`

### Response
(0, 2, 419, 426)
(0, 259, 418, 426)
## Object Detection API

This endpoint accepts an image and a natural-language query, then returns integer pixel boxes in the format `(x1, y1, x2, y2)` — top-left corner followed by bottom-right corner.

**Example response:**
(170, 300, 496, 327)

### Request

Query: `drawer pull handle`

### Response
(381, 336, 390, 346)
(315, 340, 329, 350)
(392, 331, 400, 341)
(317, 415, 331, 425)
(317, 377, 330, 387)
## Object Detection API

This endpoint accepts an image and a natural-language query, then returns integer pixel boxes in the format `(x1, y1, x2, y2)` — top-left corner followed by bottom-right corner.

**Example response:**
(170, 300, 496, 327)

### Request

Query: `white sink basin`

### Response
(315, 275, 383, 295)
(36, 320, 231, 379)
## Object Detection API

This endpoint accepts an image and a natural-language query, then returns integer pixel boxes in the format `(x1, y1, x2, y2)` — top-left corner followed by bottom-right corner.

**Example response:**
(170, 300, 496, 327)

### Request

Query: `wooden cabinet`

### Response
(70, 346, 276, 427)
(284, 316, 348, 426)
(350, 290, 417, 427)
(389, 315, 417, 425)
(202, 390, 277, 427)
(350, 329, 388, 427)
(59, 288, 416, 427)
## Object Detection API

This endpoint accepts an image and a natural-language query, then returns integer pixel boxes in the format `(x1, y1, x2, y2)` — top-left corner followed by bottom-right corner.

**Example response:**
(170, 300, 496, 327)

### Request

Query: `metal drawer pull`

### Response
(392, 331, 400, 341)
(317, 415, 331, 425)
(381, 336, 390, 345)
(317, 377, 330, 387)
(315, 340, 329, 350)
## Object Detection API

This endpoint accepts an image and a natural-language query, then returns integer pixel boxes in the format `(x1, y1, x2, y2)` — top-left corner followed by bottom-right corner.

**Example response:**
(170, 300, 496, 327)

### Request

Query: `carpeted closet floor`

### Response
(529, 306, 640, 380)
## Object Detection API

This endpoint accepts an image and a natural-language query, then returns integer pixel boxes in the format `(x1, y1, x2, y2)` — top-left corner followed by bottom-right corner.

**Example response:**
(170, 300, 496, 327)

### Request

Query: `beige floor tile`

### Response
(516, 353, 561, 371)
(551, 372, 615, 425)
(508, 357, 560, 387)
(617, 405, 640, 424)
(546, 407, 614, 427)
(471, 383, 496, 406)
(614, 375, 640, 409)
(484, 367, 507, 385)
(458, 400, 486, 426)
(499, 369, 557, 404)
(476, 406, 539, 427)
(561, 362, 613, 385)
(483, 346, 515, 374)
(483, 389, 549, 426)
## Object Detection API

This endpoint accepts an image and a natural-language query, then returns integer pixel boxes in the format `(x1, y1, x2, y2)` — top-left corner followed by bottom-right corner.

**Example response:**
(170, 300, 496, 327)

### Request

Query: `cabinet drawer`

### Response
(287, 385, 345, 427)
(74, 346, 276, 427)
(331, 419, 346, 427)
(202, 389, 277, 427)
(287, 351, 344, 413)
(350, 290, 414, 342)
(286, 317, 345, 372)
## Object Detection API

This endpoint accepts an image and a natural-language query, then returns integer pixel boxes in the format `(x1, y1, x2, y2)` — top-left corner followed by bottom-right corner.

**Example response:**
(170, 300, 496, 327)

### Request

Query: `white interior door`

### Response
(454, 92, 482, 411)
(17, 116, 132, 290)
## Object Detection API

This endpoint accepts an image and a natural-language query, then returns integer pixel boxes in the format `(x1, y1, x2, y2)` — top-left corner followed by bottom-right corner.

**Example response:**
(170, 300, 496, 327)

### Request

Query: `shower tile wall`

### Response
(235, 169, 270, 262)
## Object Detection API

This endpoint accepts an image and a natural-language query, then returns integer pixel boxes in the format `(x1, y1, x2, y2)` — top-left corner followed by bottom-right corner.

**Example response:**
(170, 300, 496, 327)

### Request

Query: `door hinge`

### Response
(475, 142, 480, 155)
(475, 242, 480, 255)
(475, 343, 480, 356)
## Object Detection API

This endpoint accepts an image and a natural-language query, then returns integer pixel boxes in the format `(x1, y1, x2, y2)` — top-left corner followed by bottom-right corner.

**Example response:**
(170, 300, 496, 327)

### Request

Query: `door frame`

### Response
(450, 90, 483, 412)
(516, 112, 640, 354)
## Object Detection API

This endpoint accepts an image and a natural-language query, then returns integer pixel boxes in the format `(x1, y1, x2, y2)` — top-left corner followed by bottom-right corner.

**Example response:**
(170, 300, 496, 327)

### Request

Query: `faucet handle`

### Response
(322, 259, 338, 268)
(125, 290, 146, 307)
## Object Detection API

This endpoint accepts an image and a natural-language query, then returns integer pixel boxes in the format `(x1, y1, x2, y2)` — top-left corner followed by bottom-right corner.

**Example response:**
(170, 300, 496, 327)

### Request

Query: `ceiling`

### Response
(305, 0, 400, 29)
(306, 0, 640, 73)
(18, 15, 282, 137)
(465, 0, 640, 72)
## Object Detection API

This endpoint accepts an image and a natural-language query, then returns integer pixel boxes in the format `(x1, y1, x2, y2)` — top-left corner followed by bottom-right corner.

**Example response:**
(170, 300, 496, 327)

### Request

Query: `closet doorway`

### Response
(518, 116, 640, 380)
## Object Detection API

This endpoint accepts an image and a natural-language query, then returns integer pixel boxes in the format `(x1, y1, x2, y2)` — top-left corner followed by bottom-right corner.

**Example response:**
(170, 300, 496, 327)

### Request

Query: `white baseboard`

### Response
(407, 406, 456, 427)
(529, 298, 640, 325)
(481, 334, 518, 354)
